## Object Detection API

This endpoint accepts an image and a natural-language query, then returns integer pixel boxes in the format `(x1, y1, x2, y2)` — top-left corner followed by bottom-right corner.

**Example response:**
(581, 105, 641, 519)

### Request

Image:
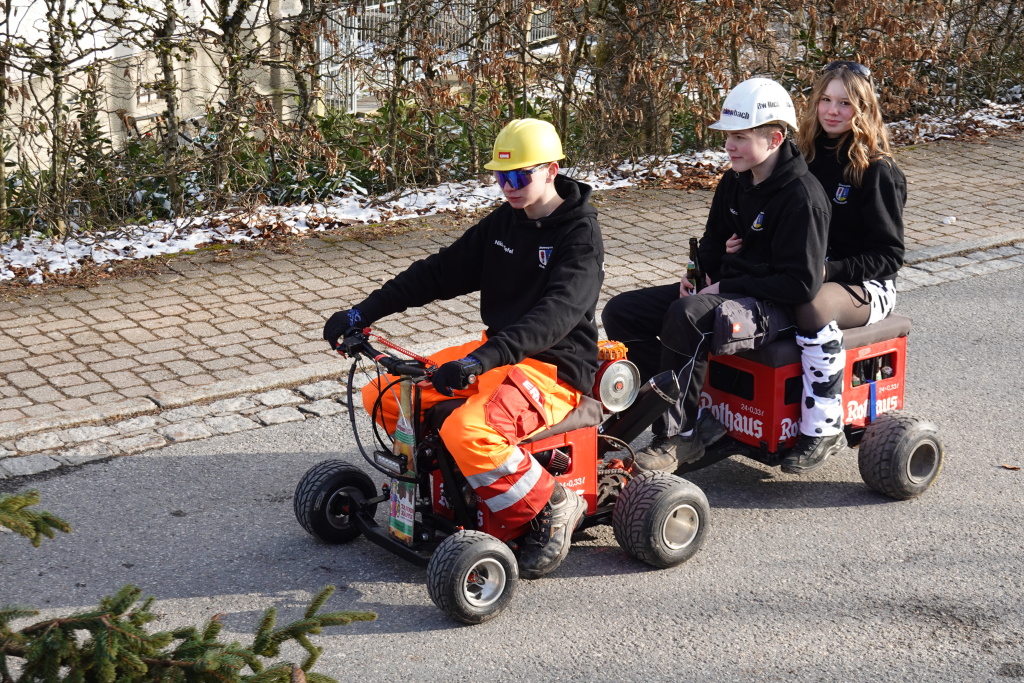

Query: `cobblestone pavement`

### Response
(2, 134, 1023, 479)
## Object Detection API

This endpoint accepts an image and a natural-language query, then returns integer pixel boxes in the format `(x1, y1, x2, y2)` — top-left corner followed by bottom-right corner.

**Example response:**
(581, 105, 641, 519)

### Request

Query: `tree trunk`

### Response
(269, 0, 283, 121)
(384, 2, 413, 191)
(211, 0, 257, 200)
(0, 40, 9, 220)
(47, 0, 70, 235)
(157, 0, 184, 216)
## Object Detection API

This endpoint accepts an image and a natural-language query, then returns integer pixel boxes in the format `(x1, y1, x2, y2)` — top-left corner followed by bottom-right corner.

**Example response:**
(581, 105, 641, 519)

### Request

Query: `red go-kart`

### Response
(293, 331, 708, 624)
(688, 313, 944, 499)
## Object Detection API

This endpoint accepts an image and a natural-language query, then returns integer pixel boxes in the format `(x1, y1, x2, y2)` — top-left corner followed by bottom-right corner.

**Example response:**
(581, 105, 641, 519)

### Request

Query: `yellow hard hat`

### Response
(484, 118, 565, 171)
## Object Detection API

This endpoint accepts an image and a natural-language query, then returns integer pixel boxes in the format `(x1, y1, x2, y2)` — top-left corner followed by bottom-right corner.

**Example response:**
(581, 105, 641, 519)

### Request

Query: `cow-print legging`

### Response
(794, 279, 896, 438)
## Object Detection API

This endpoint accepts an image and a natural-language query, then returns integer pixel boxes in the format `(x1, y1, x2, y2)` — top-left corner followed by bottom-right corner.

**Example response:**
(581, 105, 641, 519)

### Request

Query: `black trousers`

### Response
(602, 283, 749, 437)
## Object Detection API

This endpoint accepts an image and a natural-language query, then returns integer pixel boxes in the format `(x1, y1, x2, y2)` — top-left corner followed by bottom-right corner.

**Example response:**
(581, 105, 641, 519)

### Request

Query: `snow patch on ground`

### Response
(2, 98, 1021, 284)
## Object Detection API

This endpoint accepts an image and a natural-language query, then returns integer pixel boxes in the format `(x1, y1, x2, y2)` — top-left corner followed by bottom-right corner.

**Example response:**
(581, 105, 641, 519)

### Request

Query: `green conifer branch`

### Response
(305, 674, 337, 683)
(303, 588, 333, 619)
(0, 490, 71, 547)
(2, 492, 373, 679)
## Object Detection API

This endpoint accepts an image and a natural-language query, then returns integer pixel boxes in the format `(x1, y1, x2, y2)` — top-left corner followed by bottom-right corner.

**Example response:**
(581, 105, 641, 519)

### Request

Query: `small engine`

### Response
(593, 340, 640, 413)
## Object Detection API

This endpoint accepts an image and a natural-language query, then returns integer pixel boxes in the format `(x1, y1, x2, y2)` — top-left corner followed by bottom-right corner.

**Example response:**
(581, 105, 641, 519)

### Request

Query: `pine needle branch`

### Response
(0, 490, 71, 547)
(3, 486, 372, 681)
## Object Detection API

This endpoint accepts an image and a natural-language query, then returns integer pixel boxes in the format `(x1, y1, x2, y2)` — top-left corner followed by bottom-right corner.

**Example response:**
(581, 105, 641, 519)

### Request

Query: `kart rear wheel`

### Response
(612, 471, 709, 568)
(294, 460, 377, 543)
(427, 530, 518, 625)
(858, 412, 943, 500)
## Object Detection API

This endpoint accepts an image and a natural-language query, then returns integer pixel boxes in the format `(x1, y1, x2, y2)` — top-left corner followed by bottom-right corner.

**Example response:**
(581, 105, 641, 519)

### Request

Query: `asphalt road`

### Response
(2, 267, 1023, 682)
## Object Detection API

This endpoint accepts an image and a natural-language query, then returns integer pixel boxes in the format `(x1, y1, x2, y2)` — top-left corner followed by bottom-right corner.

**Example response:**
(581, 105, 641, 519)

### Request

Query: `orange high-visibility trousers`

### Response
(362, 338, 581, 528)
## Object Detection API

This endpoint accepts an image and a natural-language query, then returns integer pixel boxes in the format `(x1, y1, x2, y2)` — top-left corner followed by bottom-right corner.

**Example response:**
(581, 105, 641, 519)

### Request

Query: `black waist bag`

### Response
(712, 297, 795, 355)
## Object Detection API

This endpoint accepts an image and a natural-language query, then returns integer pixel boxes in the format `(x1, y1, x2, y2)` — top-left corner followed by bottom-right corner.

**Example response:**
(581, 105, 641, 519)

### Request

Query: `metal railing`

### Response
(318, 1, 558, 113)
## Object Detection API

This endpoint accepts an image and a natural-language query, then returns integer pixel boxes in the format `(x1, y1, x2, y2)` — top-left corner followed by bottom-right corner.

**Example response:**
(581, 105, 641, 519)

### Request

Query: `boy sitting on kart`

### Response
(602, 78, 831, 473)
(323, 118, 604, 579)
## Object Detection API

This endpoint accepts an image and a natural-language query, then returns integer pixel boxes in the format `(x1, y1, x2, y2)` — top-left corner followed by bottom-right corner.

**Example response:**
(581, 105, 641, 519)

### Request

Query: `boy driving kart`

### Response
(323, 119, 604, 580)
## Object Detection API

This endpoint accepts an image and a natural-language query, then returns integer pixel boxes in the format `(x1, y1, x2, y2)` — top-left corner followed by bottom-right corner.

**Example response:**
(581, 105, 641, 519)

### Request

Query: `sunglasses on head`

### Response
(824, 60, 872, 80)
(494, 164, 548, 190)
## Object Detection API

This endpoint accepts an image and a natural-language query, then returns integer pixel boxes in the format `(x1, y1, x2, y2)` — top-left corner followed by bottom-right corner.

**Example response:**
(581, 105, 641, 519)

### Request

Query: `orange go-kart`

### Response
(294, 331, 708, 624)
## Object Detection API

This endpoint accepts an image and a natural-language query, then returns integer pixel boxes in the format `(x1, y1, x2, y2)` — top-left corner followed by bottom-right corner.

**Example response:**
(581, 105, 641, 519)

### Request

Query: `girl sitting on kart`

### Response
(323, 119, 604, 579)
(780, 61, 907, 473)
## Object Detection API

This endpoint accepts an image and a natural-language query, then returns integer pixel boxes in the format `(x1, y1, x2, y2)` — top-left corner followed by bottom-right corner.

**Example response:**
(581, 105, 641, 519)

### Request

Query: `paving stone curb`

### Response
(898, 240, 1024, 292)
(0, 333, 479, 480)
(904, 229, 1024, 265)
(2, 234, 1023, 480)
(147, 361, 349, 410)
(0, 362, 350, 444)
(0, 398, 158, 442)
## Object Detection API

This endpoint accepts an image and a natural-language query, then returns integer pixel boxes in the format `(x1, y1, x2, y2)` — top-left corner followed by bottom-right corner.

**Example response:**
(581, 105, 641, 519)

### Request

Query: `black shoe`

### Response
(696, 412, 728, 447)
(633, 432, 705, 473)
(518, 483, 587, 579)
(781, 432, 847, 474)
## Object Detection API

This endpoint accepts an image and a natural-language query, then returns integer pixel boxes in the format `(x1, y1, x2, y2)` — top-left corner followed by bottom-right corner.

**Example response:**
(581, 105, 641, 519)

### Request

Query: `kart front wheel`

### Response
(858, 412, 943, 500)
(427, 530, 518, 625)
(612, 470, 709, 568)
(294, 460, 378, 543)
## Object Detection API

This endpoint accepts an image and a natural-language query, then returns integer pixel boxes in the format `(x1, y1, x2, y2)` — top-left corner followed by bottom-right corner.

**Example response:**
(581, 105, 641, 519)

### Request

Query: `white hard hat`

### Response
(709, 78, 798, 132)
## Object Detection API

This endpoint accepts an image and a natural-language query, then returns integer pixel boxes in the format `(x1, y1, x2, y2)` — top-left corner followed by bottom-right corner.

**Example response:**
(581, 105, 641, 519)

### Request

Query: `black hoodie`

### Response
(699, 139, 831, 306)
(356, 175, 604, 394)
(809, 133, 906, 284)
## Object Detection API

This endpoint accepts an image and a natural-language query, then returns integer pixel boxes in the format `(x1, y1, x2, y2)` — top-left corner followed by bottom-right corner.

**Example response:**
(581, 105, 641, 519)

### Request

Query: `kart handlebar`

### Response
(338, 329, 431, 377)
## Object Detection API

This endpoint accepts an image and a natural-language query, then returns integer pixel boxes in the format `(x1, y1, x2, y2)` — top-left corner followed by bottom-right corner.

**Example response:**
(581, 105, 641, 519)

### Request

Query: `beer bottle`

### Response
(687, 237, 704, 292)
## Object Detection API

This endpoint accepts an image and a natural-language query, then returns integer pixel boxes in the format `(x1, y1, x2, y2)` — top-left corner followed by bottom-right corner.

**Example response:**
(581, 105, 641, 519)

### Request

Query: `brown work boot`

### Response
(518, 483, 586, 579)
(632, 432, 705, 472)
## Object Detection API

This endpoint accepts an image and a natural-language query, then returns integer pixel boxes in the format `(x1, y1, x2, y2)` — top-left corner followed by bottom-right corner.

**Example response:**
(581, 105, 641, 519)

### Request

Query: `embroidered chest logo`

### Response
(538, 246, 553, 268)
(750, 212, 765, 232)
(494, 239, 514, 254)
(833, 184, 851, 205)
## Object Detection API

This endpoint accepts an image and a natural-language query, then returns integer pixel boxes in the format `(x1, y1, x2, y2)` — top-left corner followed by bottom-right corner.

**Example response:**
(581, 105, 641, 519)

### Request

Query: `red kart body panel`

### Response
(431, 425, 600, 542)
(702, 317, 910, 455)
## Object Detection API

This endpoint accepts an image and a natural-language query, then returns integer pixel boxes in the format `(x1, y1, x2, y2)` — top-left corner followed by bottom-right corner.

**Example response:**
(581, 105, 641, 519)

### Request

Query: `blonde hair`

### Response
(797, 66, 893, 187)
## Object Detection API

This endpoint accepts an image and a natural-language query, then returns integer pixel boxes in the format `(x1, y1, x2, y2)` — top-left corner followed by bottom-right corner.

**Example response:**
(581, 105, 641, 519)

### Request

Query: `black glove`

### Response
(324, 308, 367, 351)
(430, 356, 483, 397)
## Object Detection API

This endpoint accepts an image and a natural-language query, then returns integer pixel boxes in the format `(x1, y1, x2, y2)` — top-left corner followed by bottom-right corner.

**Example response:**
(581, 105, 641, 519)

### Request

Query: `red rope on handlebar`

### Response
(369, 331, 436, 367)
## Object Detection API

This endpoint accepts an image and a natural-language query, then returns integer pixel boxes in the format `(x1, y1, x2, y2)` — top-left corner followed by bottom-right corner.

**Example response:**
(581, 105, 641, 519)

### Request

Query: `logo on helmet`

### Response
(721, 108, 750, 120)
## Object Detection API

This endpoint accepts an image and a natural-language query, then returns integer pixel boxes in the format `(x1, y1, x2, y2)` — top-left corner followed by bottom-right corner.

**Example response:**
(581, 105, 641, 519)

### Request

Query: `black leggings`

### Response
(794, 282, 871, 333)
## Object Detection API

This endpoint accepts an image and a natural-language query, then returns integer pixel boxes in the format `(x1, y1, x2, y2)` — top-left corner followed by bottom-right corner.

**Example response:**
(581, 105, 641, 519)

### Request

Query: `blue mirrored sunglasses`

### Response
(824, 60, 871, 80)
(494, 164, 547, 190)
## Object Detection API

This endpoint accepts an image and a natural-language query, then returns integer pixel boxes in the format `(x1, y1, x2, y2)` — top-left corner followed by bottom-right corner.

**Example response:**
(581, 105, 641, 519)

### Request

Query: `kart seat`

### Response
(522, 396, 604, 443)
(735, 313, 913, 368)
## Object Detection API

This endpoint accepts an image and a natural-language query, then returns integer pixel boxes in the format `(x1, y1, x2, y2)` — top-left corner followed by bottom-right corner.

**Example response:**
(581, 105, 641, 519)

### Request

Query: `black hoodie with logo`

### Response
(808, 133, 906, 284)
(699, 139, 831, 306)
(355, 175, 604, 394)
